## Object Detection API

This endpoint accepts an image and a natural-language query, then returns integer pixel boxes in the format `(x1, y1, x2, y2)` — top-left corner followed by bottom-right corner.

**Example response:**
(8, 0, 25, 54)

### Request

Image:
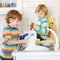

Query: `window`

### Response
(0, 0, 21, 14)
(0, 0, 17, 8)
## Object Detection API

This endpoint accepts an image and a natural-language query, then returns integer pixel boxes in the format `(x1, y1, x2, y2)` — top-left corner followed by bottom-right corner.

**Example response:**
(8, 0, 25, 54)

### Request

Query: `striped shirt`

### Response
(1, 26, 19, 59)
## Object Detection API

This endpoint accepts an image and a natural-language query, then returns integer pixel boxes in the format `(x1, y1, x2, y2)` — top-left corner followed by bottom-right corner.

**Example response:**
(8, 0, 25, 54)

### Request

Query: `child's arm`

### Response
(2, 27, 28, 45)
(7, 39, 28, 45)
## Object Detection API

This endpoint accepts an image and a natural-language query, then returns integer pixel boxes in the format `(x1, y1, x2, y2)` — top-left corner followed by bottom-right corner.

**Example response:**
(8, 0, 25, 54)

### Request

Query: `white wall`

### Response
(21, 0, 58, 31)
(57, 0, 60, 24)
(0, 14, 6, 44)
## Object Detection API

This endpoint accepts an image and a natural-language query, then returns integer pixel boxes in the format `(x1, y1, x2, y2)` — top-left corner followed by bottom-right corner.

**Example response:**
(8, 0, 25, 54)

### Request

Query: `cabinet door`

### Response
(0, 0, 22, 14)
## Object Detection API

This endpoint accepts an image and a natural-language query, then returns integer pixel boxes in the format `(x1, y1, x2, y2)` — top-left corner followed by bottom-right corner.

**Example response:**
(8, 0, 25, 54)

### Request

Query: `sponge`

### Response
(35, 39, 40, 45)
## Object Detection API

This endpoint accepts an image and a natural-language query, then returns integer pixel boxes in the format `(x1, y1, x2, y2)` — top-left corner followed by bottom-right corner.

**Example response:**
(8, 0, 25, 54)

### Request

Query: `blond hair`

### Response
(35, 4, 48, 16)
(6, 10, 22, 24)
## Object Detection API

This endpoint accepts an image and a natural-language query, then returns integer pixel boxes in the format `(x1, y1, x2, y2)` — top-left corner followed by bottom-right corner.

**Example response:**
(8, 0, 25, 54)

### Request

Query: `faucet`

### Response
(47, 28, 59, 50)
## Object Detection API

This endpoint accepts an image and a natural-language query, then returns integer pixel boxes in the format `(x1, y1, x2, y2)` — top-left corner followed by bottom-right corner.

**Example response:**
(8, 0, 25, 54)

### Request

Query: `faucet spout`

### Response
(47, 28, 59, 50)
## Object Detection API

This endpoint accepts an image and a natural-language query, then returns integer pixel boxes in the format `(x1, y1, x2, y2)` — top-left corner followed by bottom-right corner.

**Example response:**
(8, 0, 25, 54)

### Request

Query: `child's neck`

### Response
(38, 16, 46, 20)
(8, 23, 14, 28)
(38, 18, 44, 20)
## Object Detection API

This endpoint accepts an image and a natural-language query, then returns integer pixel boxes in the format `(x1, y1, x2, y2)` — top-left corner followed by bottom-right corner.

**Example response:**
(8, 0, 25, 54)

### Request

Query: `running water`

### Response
(24, 28, 58, 51)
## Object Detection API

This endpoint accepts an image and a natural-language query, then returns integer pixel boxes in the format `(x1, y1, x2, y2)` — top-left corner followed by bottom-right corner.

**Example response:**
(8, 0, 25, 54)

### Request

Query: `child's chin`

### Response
(14, 26, 17, 28)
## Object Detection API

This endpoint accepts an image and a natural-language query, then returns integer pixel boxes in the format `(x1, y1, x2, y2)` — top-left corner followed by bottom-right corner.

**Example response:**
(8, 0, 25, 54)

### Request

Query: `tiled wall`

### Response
(57, 0, 60, 24)
(0, 0, 59, 44)
(0, 14, 6, 44)
(21, 0, 58, 32)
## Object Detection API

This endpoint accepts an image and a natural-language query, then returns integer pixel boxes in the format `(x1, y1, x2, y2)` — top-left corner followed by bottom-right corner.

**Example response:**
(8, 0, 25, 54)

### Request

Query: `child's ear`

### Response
(9, 18, 14, 23)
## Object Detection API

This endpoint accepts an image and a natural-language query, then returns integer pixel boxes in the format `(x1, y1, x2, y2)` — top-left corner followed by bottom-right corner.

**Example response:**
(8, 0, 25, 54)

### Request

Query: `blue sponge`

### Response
(19, 33, 28, 40)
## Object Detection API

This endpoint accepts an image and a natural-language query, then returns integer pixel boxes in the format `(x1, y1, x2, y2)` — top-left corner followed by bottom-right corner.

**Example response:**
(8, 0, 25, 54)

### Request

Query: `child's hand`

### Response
(23, 40, 28, 44)
(30, 22, 36, 30)
(8, 40, 28, 45)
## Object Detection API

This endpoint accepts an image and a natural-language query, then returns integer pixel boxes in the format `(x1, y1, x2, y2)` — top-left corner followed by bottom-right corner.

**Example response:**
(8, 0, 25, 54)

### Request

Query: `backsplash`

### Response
(21, 0, 58, 30)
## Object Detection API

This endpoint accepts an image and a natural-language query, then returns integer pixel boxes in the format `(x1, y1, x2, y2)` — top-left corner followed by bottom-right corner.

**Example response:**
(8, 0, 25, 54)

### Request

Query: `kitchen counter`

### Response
(12, 50, 60, 60)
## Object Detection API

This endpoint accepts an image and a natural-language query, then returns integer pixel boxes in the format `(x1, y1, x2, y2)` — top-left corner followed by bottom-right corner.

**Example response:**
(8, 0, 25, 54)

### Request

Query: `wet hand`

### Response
(23, 40, 28, 44)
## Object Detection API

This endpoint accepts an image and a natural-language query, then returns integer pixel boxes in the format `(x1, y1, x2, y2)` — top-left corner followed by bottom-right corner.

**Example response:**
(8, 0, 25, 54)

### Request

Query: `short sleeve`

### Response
(2, 27, 11, 44)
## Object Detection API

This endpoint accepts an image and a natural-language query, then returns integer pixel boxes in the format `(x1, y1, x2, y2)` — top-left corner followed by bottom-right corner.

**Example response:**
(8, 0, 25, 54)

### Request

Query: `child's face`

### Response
(36, 10, 45, 18)
(9, 18, 20, 28)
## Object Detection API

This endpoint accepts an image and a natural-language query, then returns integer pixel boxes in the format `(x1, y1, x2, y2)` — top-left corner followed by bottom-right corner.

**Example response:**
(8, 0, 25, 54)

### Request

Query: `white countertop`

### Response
(12, 50, 60, 56)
